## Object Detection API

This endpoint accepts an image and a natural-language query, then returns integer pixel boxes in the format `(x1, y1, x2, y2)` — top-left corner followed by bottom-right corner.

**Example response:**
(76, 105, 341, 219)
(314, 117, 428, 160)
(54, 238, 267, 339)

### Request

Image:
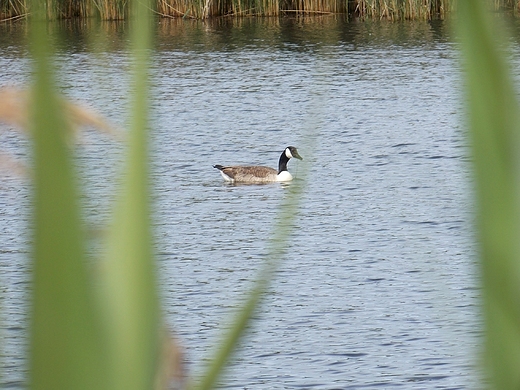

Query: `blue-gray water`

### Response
(0, 18, 483, 388)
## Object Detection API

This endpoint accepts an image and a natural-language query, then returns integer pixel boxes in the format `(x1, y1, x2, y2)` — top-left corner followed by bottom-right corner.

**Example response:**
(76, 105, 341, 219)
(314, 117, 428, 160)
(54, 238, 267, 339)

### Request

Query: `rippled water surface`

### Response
(1, 18, 484, 388)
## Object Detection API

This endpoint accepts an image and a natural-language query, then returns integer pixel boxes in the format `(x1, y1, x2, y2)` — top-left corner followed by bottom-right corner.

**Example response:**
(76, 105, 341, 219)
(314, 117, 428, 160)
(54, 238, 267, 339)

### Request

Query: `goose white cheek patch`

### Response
(285, 148, 293, 159)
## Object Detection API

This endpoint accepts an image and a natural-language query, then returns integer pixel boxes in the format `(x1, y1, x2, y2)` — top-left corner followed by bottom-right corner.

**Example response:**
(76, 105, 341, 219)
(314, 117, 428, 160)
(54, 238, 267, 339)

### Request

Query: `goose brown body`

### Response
(213, 146, 302, 183)
(213, 165, 279, 183)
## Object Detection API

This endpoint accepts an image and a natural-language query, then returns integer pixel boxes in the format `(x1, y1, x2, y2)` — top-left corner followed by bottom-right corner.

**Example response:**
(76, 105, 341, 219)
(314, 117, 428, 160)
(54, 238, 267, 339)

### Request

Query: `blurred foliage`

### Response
(457, 0, 520, 389)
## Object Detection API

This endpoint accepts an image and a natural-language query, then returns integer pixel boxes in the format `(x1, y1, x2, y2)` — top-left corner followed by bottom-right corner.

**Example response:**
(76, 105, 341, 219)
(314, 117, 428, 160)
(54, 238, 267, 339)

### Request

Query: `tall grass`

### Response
(45, 0, 92, 18)
(0, 0, 27, 20)
(3, 0, 519, 20)
(28, 0, 110, 388)
(91, 0, 127, 20)
(354, 0, 452, 20)
(457, 1, 520, 389)
(26, 0, 161, 387)
(11, 0, 520, 20)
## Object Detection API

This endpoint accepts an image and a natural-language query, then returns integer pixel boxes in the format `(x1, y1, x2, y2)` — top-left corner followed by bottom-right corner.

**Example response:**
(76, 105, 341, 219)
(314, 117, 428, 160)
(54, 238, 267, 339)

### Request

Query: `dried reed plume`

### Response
(0, 87, 119, 176)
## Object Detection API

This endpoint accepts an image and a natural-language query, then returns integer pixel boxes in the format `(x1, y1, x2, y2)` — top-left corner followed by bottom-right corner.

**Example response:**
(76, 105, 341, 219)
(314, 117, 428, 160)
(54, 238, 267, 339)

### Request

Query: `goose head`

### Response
(285, 146, 303, 161)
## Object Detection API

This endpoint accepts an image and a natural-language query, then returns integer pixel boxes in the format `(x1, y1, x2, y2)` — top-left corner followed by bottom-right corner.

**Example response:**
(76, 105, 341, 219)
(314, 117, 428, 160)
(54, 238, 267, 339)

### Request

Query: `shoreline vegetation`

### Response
(0, 0, 518, 22)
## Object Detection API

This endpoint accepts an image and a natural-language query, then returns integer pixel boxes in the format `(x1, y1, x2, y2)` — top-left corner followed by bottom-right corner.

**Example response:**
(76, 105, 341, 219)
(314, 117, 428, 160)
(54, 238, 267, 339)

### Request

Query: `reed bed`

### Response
(7, 0, 519, 20)
(4, 0, 520, 20)
(355, 0, 452, 20)
(1, 0, 27, 20)
(91, 0, 127, 20)
(46, 0, 93, 18)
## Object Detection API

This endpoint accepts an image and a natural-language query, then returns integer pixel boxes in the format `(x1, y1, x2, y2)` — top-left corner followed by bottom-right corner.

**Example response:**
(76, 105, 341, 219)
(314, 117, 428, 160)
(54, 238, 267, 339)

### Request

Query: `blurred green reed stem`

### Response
(99, 0, 161, 387)
(187, 180, 308, 390)
(28, 1, 109, 389)
(188, 93, 319, 390)
(457, 1, 520, 388)
(28, 0, 160, 387)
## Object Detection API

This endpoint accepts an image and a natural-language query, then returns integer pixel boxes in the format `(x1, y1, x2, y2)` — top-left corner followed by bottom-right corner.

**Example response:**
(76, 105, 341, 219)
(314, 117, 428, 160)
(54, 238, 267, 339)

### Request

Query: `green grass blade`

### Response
(28, 4, 109, 390)
(187, 65, 326, 390)
(457, 1, 520, 388)
(187, 179, 307, 390)
(99, 0, 160, 388)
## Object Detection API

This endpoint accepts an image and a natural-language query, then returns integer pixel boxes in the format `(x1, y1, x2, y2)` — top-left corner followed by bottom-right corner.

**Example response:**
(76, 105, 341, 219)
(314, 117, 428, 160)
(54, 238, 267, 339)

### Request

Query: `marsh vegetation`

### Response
(1, 0, 518, 21)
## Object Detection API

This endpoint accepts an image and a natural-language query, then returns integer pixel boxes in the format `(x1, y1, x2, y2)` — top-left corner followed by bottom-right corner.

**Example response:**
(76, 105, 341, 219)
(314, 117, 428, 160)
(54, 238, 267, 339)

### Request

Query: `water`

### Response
(0, 18, 483, 388)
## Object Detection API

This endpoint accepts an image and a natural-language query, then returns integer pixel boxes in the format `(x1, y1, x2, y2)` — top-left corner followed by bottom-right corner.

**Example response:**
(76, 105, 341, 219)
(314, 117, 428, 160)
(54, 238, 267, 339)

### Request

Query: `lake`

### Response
(0, 17, 483, 389)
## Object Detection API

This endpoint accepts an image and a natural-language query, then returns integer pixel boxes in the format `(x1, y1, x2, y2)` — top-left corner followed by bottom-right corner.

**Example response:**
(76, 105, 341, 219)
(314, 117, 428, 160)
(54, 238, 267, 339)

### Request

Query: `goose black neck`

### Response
(278, 150, 290, 174)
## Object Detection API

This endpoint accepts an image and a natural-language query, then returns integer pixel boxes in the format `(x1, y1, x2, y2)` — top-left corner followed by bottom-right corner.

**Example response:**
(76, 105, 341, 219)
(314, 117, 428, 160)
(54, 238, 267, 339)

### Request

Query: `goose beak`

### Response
(292, 149, 303, 160)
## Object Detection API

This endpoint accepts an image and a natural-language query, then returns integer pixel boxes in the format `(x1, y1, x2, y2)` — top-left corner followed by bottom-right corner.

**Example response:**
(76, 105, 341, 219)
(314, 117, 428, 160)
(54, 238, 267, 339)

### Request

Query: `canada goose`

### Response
(213, 146, 303, 183)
